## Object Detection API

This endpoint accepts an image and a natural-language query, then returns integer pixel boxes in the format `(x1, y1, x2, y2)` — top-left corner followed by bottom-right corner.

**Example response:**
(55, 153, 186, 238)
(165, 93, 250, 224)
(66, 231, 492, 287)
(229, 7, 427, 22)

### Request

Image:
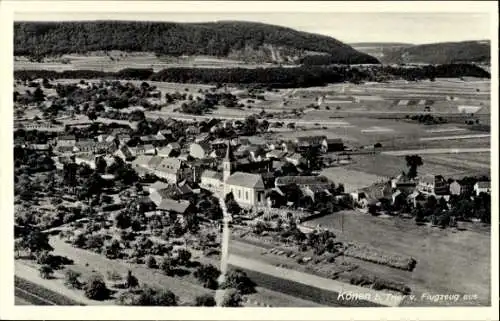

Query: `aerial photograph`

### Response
(11, 9, 493, 309)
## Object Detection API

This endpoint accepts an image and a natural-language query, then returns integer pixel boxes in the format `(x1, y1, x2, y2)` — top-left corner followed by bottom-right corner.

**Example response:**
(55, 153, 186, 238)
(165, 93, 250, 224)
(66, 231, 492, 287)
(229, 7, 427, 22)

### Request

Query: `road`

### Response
(14, 276, 84, 306)
(382, 147, 490, 156)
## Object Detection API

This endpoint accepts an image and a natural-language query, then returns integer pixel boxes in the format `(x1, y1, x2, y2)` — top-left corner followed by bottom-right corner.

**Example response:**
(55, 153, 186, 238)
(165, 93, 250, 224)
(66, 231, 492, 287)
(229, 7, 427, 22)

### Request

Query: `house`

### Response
(74, 139, 96, 153)
(57, 135, 77, 147)
(28, 144, 51, 152)
(157, 143, 181, 157)
(195, 133, 212, 144)
(417, 174, 449, 195)
(116, 134, 131, 145)
(74, 154, 97, 169)
(186, 125, 201, 135)
(294, 136, 327, 152)
(151, 157, 186, 184)
(114, 145, 135, 162)
(407, 191, 426, 208)
(224, 172, 268, 208)
(189, 142, 211, 159)
(351, 182, 393, 208)
(156, 197, 193, 214)
(200, 170, 223, 193)
(266, 150, 287, 160)
(474, 181, 491, 196)
(281, 142, 296, 154)
(449, 180, 462, 196)
(300, 185, 332, 202)
(95, 141, 117, 154)
(285, 153, 305, 166)
(148, 181, 170, 194)
(131, 144, 156, 156)
(326, 138, 344, 152)
(391, 173, 417, 193)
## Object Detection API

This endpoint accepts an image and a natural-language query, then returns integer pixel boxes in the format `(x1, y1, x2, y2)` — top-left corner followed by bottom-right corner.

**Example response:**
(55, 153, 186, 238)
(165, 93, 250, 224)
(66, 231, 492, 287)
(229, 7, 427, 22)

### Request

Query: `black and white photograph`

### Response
(0, 1, 498, 320)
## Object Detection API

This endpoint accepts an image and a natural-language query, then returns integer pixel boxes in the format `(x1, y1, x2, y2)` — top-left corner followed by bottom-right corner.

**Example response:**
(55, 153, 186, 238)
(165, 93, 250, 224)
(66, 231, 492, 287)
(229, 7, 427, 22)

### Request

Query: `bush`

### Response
(194, 294, 216, 306)
(221, 269, 256, 295)
(344, 244, 417, 271)
(221, 289, 242, 307)
(64, 269, 82, 289)
(39, 264, 54, 279)
(84, 274, 109, 301)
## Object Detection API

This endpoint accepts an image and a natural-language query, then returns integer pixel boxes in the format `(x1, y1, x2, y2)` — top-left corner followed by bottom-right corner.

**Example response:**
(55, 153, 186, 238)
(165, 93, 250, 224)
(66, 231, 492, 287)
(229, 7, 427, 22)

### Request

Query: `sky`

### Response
(15, 12, 491, 44)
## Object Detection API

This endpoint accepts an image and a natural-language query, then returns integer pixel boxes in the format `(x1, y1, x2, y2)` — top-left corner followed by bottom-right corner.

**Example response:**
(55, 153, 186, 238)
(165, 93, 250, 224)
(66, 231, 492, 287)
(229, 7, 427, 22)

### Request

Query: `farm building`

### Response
(417, 174, 449, 196)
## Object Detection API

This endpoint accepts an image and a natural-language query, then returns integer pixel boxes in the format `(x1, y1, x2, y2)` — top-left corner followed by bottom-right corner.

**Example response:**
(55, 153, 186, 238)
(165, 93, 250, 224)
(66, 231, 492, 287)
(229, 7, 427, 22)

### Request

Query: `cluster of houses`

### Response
(350, 171, 491, 213)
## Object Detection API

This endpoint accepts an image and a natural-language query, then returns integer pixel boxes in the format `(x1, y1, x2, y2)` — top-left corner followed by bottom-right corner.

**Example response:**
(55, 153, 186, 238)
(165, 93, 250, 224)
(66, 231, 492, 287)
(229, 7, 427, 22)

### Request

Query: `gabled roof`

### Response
(226, 172, 265, 189)
(149, 181, 169, 191)
(58, 135, 76, 141)
(201, 170, 223, 180)
(476, 181, 491, 189)
(295, 135, 327, 144)
(157, 198, 191, 213)
(326, 138, 343, 144)
(156, 157, 182, 173)
(276, 175, 330, 187)
(147, 156, 164, 168)
(133, 155, 153, 167)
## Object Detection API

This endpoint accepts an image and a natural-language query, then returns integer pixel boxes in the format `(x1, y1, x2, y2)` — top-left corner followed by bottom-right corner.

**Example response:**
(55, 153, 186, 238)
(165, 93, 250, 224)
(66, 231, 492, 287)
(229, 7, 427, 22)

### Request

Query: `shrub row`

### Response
(344, 244, 417, 271)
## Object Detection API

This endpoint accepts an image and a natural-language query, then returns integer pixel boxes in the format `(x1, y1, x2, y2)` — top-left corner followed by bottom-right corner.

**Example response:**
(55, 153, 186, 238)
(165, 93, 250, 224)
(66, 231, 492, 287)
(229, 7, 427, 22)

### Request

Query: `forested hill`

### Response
(14, 20, 379, 64)
(353, 40, 490, 64)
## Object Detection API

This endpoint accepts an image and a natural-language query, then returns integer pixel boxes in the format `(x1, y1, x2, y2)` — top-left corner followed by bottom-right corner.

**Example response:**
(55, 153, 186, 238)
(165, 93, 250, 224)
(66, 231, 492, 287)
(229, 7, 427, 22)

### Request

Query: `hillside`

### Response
(14, 20, 379, 65)
(353, 41, 490, 64)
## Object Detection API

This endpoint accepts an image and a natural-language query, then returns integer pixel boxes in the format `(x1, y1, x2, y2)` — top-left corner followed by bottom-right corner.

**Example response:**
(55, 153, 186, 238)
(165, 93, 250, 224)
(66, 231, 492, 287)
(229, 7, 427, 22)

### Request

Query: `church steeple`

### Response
(223, 140, 234, 182)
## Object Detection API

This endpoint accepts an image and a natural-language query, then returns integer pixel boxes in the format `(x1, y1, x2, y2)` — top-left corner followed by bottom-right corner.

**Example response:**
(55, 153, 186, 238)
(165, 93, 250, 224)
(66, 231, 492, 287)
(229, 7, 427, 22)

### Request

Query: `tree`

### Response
(176, 248, 192, 266)
(194, 264, 220, 289)
(95, 157, 107, 174)
(64, 269, 82, 289)
(221, 269, 256, 295)
(84, 274, 109, 300)
(221, 289, 242, 307)
(243, 115, 258, 135)
(405, 155, 423, 179)
(33, 87, 45, 103)
(20, 229, 53, 257)
(146, 255, 157, 269)
(115, 211, 131, 229)
(160, 257, 175, 276)
(39, 264, 54, 279)
(126, 270, 139, 288)
(195, 294, 216, 306)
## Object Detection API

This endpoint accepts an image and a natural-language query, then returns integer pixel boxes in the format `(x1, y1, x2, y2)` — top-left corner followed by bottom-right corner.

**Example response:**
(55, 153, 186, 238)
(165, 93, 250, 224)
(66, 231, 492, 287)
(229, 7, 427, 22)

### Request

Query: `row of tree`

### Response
(14, 64, 490, 89)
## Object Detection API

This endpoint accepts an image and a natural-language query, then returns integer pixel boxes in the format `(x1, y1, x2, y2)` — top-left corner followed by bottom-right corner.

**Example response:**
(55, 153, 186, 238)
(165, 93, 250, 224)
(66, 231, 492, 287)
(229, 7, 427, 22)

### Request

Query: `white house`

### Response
(474, 181, 491, 196)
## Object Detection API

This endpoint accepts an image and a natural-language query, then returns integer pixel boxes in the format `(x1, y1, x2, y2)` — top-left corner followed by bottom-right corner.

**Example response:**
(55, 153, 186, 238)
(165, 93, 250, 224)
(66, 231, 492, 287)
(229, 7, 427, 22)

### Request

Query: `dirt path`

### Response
(382, 148, 490, 156)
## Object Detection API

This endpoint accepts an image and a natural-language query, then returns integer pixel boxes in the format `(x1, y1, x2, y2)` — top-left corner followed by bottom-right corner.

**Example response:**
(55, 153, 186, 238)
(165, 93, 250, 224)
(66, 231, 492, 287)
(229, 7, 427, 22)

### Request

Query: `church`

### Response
(200, 142, 270, 208)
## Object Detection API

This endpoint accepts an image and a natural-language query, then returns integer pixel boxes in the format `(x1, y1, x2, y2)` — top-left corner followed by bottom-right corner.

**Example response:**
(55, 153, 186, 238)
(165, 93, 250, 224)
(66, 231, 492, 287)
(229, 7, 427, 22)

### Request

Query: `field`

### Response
(320, 167, 389, 193)
(306, 211, 491, 306)
(14, 52, 276, 72)
(345, 153, 489, 179)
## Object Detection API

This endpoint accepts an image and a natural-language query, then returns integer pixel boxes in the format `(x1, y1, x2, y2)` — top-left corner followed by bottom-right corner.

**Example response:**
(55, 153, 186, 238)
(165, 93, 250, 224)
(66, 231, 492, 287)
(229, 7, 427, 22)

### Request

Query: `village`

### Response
(13, 76, 492, 307)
